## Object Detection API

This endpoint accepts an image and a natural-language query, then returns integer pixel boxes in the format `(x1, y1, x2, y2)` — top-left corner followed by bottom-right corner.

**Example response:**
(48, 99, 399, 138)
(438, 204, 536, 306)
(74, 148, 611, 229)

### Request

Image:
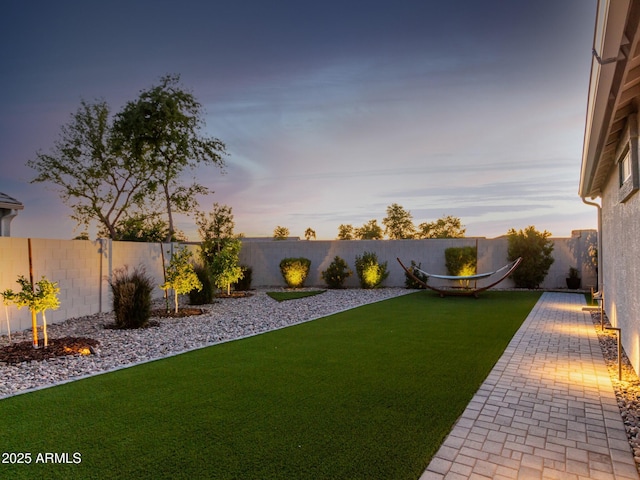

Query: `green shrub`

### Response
(279, 258, 311, 288)
(404, 260, 428, 289)
(507, 226, 554, 288)
(355, 251, 389, 289)
(161, 247, 203, 313)
(445, 246, 477, 276)
(321, 256, 353, 289)
(232, 265, 253, 291)
(110, 266, 153, 329)
(189, 263, 214, 305)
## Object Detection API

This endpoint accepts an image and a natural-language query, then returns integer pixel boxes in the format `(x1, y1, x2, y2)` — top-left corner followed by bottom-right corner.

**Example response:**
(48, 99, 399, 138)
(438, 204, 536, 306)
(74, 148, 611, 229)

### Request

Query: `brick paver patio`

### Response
(420, 292, 639, 480)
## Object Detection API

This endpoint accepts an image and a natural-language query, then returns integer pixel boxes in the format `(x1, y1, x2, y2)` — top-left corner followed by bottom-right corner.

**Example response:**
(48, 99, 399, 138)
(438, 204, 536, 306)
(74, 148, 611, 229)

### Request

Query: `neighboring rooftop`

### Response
(0, 192, 24, 210)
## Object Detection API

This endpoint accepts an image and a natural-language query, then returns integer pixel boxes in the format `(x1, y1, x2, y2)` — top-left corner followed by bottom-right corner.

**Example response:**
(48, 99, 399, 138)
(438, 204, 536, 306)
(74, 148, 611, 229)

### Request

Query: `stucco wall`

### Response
(601, 163, 640, 374)
(0, 233, 595, 336)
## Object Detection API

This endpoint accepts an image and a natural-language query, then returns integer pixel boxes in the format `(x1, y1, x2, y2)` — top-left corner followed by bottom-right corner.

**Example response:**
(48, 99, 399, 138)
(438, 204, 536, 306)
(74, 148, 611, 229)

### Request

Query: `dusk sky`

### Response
(1, 1, 598, 240)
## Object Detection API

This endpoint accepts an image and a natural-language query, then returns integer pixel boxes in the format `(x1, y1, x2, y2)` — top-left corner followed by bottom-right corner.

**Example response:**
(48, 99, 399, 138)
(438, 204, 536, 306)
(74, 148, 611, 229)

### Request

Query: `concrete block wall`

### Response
(239, 232, 597, 291)
(0, 231, 596, 335)
(0, 238, 102, 333)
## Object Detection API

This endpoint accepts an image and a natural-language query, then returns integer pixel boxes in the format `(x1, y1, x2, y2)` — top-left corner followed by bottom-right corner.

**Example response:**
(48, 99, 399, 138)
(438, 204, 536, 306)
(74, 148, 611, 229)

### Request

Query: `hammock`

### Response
(396, 257, 523, 297)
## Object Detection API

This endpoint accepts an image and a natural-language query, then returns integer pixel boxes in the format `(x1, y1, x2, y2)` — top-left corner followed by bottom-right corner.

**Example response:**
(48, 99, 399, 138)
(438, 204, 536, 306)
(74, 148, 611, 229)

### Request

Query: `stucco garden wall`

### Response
(0, 232, 595, 336)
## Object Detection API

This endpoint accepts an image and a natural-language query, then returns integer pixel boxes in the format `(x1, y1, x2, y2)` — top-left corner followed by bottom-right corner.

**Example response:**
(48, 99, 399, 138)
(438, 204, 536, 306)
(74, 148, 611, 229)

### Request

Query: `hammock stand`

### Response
(396, 257, 523, 298)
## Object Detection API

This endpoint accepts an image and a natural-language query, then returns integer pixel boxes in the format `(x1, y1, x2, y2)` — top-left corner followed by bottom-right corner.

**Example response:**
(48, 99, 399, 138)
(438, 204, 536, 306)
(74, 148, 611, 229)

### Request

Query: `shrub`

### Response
(161, 247, 203, 313)
(445, 246, 477, 276)
(507, 226, 554, 288)
(321, 256, 353, 289)
(189, 263, 214, 305)
(232, 265, 253, 291)
(355, 251, 389, 289)
(110, 266, 153, 329)
(404, 260, 428, 289)
(279, 257, 311, 288)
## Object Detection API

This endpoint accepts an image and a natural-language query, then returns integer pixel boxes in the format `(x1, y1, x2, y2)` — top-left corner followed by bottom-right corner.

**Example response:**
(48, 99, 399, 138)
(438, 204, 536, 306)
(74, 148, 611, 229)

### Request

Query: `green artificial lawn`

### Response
(267, 290, 326, 302)
(0, 291, 540, 480)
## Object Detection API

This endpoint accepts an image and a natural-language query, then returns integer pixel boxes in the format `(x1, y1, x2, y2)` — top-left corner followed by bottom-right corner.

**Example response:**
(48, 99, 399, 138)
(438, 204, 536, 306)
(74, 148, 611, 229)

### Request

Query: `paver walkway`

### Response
(420, 292, 639, 480)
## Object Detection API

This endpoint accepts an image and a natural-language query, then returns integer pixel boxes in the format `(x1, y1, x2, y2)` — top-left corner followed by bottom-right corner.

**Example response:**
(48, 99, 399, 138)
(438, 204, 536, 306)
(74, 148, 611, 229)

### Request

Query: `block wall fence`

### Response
(0, 230, 596, 335)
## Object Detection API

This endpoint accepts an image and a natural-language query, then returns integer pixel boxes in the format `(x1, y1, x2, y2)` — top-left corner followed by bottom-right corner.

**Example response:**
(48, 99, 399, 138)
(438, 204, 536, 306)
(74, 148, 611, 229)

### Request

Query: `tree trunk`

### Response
(42, 310, 48, 347)
(31, 311, 38, 348)
(174, 290, 179, 314)
(164, 183, 174, 243)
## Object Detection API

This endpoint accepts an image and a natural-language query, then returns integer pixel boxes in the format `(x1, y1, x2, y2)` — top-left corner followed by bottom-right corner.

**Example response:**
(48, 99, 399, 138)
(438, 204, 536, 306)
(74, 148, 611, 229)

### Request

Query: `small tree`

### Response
(210, 238, 244, 295)
(304, 228, 316, 240)
(383, 203, 416, 239)
(273, 226, 290, 240)
(196, 203, 236, 263)
(507, 226, 554, 288)
(2, 276, 60, 348)
(160, 247, 203, 313)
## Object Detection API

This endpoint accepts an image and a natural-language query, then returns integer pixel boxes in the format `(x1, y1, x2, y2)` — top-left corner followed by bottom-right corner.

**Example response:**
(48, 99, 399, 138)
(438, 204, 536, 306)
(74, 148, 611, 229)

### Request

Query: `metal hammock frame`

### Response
(396, 257, 523, 297)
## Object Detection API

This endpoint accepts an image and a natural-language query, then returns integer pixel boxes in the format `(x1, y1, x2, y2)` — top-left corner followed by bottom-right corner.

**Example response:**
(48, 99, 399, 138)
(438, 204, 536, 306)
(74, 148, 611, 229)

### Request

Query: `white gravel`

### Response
(0, 288, 415, 400)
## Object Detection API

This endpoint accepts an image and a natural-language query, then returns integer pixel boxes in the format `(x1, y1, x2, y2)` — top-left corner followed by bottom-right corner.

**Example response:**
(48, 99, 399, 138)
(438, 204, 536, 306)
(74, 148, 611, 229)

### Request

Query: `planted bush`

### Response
(321, 256, 353, 289)
(232, 265, 253, 291)
(110, 266, 153, 329)
(189, 263, 214, 305)
(507, 226, 554, 288)
(445, 246, 477, 276)
(355, 251, 389, 289)
(404, 260, 428, 289)
(279, 257, 311, 288)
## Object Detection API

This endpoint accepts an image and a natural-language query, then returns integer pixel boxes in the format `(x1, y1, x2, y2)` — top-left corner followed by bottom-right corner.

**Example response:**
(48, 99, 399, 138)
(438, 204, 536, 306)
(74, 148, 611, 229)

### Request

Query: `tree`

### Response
(337, 224, 355, 240)
(273, 226, 290, 240)
(27, 100, 152, 239)
(210, 238, 244, 295)
(507, 226, 555, 288)
(304, 228, 316, 240)
(113, 74, 227, 242)
(2, 276, 60, 348)
(382, 203, 416, 239)
(160, 247, 202, 313)
(417, 215, 466, 239)
(196, 203, 236, 265)
(99, 212, 171, 242)
(355, 219, 383, 240)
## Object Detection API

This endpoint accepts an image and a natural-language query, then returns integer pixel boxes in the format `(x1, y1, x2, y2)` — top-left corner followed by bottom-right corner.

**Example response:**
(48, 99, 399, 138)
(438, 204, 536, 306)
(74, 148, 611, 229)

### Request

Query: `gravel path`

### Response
(0, 288, 414, 399)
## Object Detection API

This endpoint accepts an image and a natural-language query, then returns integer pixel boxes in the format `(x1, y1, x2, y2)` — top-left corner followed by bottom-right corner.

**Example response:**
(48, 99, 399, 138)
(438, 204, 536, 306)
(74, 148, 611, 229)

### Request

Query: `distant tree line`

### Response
(272, 204, 466, 241)
(336, 203, 466, 240)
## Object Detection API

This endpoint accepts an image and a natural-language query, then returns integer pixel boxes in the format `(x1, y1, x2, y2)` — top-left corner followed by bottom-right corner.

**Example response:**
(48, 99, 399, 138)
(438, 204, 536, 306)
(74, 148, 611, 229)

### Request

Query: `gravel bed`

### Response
(0, 288, 415, 399)
(590, 309, 640, 474)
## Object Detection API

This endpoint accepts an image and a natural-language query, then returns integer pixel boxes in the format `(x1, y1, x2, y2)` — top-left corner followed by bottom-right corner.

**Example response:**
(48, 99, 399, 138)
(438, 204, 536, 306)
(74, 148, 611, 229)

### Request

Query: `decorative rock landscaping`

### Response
(0, 288, 413, 399)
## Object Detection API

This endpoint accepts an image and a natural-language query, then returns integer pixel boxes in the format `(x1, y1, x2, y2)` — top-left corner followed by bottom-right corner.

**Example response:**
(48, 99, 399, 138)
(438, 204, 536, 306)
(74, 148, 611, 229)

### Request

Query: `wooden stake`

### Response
(28, 238, 38, 348)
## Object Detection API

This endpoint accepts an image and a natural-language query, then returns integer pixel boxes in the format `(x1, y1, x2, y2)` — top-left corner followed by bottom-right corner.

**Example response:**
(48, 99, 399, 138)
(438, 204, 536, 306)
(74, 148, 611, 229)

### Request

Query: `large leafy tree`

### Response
(417, 215, 466, 239)
(113, 74, 227, 242)
(383, 203, 416, 239)
(27, 100, 152, 239)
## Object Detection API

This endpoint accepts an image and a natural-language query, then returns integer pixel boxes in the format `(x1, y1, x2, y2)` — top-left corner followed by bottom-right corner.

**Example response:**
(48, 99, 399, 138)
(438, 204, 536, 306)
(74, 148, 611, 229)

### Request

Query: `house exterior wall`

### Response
(600, 128, 640, 373)
(0, 234, 595, 336)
